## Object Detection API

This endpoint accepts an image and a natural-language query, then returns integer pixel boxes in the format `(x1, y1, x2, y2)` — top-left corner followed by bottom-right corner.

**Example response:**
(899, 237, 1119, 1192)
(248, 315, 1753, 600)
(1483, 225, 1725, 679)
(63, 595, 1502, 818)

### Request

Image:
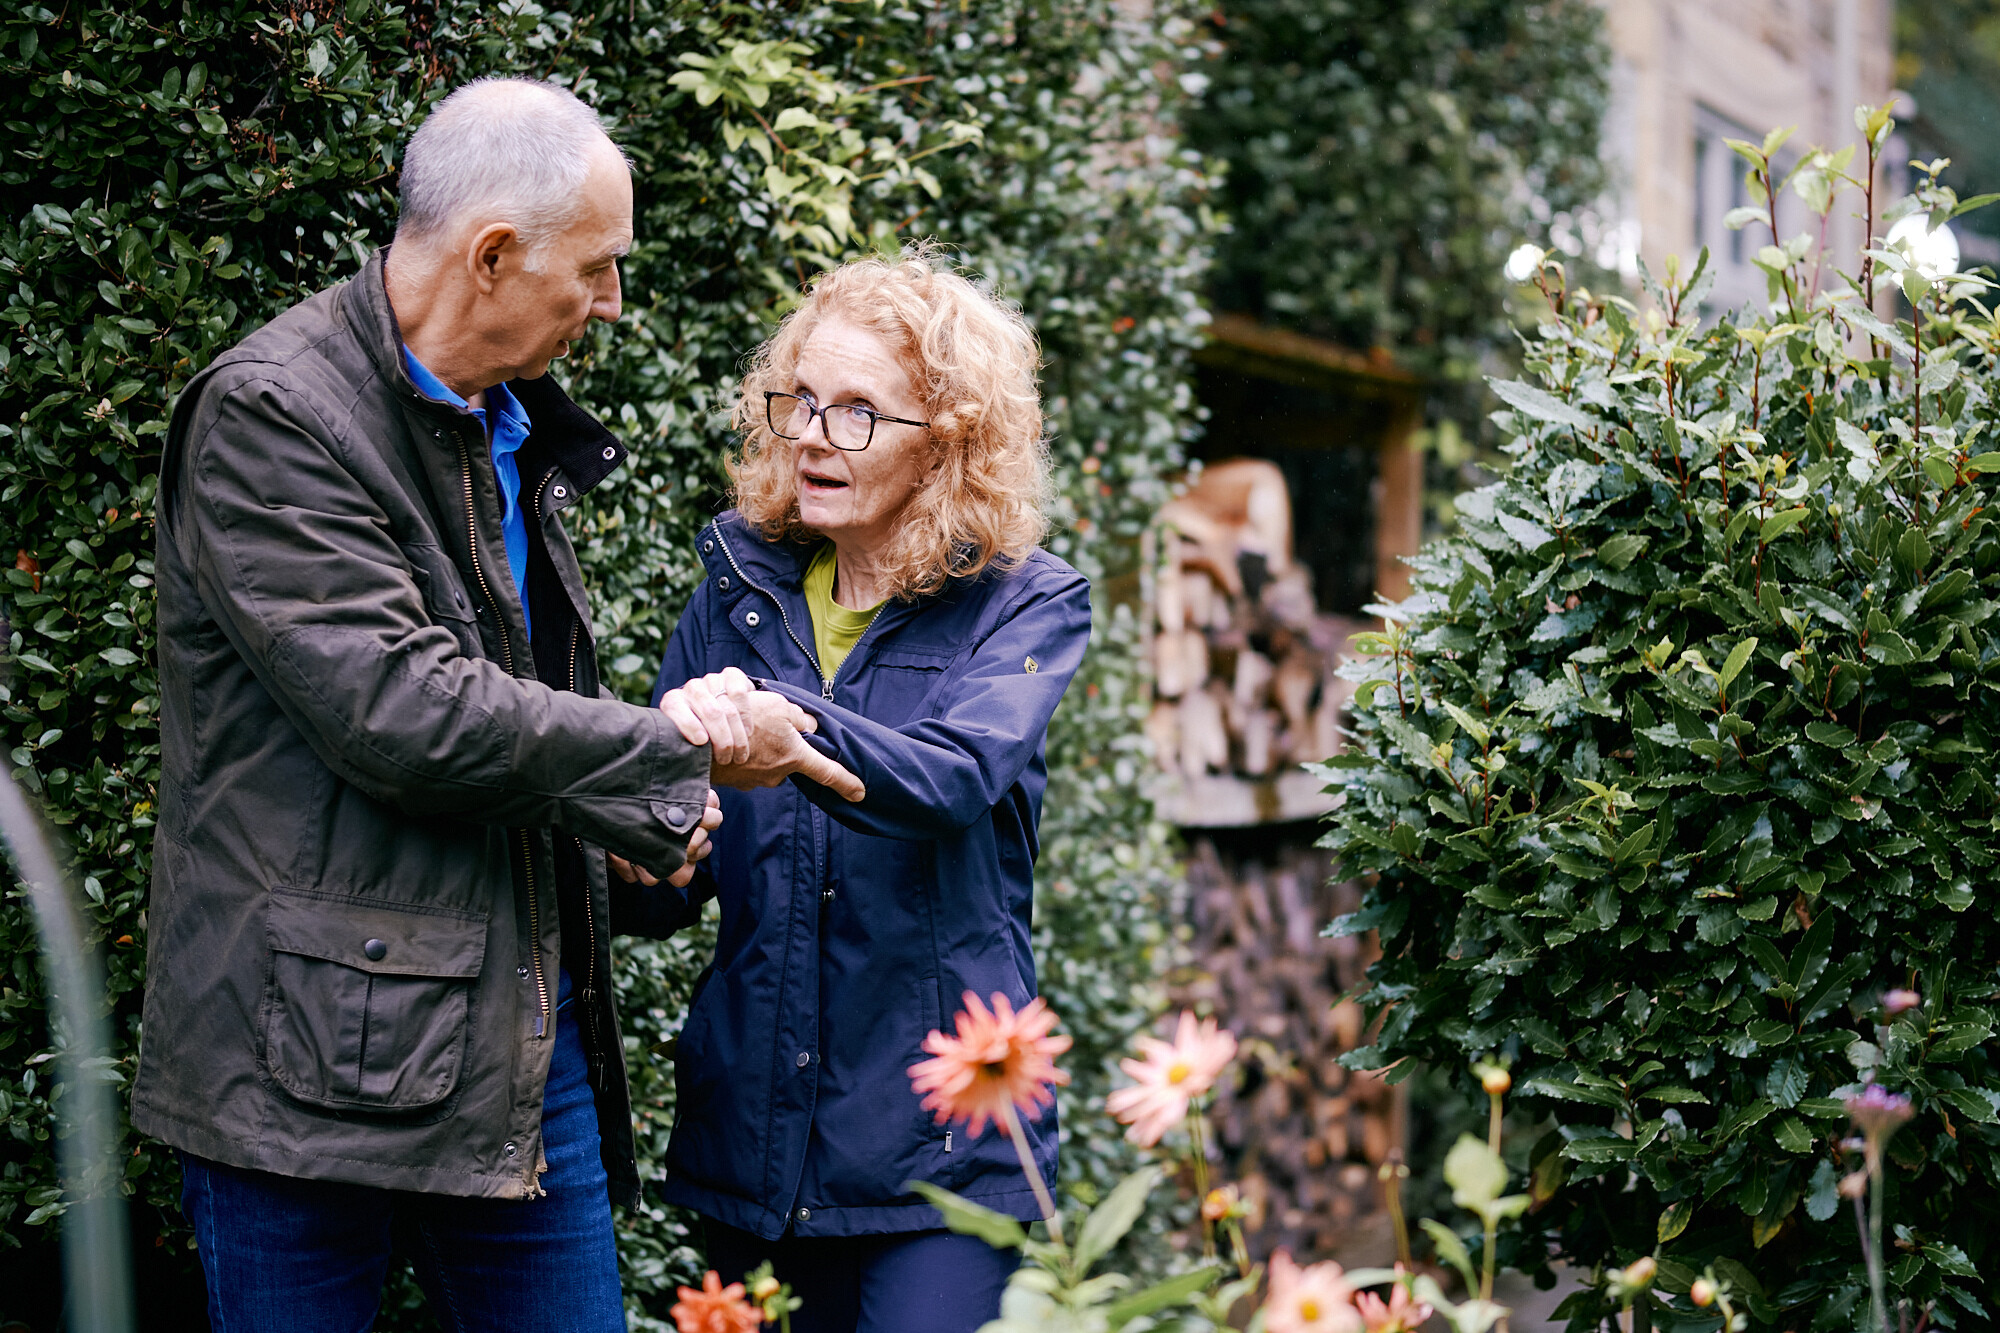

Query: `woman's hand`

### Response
(609, 789, 723, 888)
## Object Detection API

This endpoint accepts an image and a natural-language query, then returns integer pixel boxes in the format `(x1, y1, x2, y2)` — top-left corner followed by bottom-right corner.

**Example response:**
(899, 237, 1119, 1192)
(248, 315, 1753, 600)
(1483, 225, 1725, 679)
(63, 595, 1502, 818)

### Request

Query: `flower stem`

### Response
(1226, 1218, 1251, 1279)
(1188, 1103, 1217, 1260)
(1868, 1154, 1890, 1333)
(1382, 1152, 1413, 1269)
(999, 1101, 1064, 1250)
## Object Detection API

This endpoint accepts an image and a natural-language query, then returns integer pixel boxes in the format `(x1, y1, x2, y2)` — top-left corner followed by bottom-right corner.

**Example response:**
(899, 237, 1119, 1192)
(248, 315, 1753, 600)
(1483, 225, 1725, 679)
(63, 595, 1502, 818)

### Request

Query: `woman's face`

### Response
(789, 314, 934, 552)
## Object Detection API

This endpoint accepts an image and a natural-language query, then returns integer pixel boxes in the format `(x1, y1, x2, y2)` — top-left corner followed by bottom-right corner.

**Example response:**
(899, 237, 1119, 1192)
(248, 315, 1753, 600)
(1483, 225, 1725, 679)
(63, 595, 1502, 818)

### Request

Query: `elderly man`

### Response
(131, 78, 854, 1332)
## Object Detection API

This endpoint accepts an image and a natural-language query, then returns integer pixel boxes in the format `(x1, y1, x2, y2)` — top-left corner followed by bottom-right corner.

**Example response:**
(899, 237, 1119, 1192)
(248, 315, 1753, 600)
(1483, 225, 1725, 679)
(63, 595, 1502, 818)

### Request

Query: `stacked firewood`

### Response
(1171, 838, 1398, 1266)
(1145, 458, 1371, 779)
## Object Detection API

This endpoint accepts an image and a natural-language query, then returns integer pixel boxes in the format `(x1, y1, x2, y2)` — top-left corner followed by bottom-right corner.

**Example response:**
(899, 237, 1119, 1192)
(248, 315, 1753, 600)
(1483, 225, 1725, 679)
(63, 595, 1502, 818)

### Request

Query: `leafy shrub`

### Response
(0, 1, 1212, 1323)
(1320, 122, 2000, 1327)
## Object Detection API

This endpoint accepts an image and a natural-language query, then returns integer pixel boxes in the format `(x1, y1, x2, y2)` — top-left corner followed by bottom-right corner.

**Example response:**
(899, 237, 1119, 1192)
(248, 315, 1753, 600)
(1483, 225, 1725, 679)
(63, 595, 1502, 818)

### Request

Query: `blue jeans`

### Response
(181, 971, 624, 1333)
(704, 1218, 1019, 1333)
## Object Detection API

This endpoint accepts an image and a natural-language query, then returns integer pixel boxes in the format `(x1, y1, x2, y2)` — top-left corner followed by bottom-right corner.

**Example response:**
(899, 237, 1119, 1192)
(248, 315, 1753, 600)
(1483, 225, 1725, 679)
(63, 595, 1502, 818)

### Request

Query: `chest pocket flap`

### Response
(857, 646, 954, 726)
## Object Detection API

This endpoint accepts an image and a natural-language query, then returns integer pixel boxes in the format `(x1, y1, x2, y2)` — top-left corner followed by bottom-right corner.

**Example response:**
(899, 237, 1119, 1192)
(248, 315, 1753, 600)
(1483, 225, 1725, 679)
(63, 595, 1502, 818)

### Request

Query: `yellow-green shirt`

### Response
(803, 543, 884, 684)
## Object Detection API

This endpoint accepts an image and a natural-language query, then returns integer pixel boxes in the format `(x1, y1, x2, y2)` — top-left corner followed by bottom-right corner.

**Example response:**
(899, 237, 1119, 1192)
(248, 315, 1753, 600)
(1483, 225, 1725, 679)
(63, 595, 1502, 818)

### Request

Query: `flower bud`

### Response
(1838, 1170, 1869, 1199)
(1479, 1066, 1512, 1096)
(1882, 989, 1921, 1015)
(1622, 1256, 1657, 1288)
(1690, 1278, 1718, 1307)
(751, 1275, 781, 1302)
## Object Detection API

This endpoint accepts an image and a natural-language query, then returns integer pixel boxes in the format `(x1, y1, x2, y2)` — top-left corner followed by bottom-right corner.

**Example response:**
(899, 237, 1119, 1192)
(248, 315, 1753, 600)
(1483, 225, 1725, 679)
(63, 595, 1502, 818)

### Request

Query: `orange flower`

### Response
(908, 991, 1071, 1140)
(671, 1271, 763, 1333)
(1201, 1183, 1242, 1222)
(1262, 1250, 1361, 1333)
(1354, 1267, 1431, 1333)
(1104, 1010, 1238, 1146)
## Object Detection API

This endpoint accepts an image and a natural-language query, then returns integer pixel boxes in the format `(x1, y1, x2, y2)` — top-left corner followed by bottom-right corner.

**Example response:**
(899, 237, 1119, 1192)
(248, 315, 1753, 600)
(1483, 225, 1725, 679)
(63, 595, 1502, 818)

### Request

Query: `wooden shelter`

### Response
(1150, 314, 1425, 1266)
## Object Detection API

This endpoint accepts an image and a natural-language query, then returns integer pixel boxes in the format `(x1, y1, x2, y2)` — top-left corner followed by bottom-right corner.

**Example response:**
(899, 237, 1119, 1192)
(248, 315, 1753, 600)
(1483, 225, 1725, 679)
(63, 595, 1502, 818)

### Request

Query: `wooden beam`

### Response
(1371, 401, 1423, 604)
(1199, 312, 1423, 397)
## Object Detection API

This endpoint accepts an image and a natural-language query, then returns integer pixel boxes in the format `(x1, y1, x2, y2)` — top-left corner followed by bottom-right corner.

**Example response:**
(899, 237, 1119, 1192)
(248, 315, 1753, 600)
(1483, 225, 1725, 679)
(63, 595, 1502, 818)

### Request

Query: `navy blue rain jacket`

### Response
(639, 510, 1092, 1240)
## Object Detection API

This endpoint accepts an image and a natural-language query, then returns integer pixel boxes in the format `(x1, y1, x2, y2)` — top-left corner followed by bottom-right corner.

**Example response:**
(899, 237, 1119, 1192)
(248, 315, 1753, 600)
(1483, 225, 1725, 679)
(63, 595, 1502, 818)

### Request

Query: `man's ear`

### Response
(464, 223, 519, 293)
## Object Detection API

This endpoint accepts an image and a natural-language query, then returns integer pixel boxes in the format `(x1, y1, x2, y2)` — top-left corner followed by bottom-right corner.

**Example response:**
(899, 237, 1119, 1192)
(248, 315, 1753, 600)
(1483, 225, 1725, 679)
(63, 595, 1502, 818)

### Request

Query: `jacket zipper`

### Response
(457, 433, 550, 1042)
(538, 470, 604, 1086)
(712, 524, 867, 702)
(566, 614, 604, 1088)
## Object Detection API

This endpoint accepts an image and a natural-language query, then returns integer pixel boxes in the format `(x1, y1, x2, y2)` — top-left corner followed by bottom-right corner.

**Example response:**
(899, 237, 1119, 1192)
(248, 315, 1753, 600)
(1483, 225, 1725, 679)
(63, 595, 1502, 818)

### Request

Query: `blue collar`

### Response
(401, 352, 530, 442)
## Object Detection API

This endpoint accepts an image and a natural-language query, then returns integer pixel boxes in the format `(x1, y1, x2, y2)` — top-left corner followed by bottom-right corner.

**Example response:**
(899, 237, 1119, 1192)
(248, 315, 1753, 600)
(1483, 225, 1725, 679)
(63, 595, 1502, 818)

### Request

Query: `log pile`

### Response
(1170, 837, 1397, 1266)
(1145, 458, 1372, 781)
(1146, 457, 1401, 1266)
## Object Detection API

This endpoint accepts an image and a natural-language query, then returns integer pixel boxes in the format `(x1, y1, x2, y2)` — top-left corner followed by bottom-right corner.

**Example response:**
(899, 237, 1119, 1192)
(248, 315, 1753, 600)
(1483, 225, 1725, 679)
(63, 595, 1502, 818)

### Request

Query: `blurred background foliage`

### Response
(1899, 0, 2000, 253)
(0, 1, 1213, 1326)
(1187, 0, 1611, 378)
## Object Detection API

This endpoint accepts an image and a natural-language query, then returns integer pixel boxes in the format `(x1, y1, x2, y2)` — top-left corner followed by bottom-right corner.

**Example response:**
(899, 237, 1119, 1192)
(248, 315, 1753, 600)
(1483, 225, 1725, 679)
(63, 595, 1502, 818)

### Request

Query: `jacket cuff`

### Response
(647, 708, 714, 844)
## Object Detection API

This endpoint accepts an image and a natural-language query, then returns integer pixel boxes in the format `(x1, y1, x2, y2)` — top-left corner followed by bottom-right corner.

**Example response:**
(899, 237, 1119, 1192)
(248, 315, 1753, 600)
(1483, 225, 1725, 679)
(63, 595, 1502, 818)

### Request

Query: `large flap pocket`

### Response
(262, 890, 487, 1114)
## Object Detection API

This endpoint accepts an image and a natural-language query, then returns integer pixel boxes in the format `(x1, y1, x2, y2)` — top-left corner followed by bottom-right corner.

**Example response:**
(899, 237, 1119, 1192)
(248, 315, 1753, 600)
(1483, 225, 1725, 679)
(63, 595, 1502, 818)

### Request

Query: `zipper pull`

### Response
(821, 677, 835, 702)
(945, 1130, 953, 1153)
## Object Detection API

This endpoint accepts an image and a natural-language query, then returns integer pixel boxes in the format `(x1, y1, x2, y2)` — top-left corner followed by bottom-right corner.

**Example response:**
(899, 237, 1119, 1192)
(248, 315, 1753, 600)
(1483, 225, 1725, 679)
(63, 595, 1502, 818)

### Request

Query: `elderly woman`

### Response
(644, 249, 1089, 1333)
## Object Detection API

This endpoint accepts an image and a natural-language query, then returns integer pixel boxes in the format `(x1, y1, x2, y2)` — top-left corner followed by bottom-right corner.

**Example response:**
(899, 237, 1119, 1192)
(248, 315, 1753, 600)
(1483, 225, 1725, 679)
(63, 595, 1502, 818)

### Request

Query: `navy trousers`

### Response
(181, 971, 624, 1333)
(704, 1217, 1019, 1333)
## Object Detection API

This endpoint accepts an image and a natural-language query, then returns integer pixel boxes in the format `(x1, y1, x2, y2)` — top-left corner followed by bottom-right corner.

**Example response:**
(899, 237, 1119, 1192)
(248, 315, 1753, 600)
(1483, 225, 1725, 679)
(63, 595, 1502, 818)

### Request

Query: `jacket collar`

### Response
(699, 510, 998, 609)
(700, 511, 814, 593)
(345, 247, 628, 497)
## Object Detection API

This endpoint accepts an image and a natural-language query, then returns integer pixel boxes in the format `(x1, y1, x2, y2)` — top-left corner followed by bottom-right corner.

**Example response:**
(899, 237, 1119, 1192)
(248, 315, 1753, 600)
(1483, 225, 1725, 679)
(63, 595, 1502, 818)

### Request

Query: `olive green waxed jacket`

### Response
(131, 250, 710, 1204)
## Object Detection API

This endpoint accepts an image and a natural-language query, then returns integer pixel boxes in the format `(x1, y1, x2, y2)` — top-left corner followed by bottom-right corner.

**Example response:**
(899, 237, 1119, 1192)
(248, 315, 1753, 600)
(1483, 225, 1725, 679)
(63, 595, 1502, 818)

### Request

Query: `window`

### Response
(1692, 105, 1803, 314)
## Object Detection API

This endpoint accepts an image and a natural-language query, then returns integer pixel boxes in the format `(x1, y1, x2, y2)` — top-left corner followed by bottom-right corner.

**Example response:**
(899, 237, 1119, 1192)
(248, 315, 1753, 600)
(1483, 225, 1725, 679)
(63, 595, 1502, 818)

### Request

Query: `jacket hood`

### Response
(697, 510, 1000, 605)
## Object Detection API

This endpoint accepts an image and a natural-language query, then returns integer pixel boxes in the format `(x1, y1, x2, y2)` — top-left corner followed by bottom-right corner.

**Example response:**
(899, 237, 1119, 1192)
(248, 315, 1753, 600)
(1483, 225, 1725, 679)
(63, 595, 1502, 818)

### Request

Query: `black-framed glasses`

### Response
(764, 391, 929, 452)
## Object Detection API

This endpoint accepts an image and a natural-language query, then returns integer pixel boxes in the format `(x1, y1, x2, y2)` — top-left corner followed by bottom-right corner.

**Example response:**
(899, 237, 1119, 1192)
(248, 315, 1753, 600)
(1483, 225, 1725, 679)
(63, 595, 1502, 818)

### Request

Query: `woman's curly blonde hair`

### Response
(728, 245, 1051, 600)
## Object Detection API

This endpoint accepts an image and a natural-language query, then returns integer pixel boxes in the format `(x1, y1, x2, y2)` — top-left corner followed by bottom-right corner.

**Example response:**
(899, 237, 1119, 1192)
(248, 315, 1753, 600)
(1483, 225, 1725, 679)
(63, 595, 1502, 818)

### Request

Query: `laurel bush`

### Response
(1321, 130, 2000, 1327)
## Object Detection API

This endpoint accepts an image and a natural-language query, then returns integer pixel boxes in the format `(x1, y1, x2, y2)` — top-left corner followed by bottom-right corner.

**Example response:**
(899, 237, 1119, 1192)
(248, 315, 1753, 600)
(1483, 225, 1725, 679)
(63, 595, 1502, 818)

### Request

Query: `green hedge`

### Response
(0, 2, 1214, 1324)
(1320, 155, 2000, 1326)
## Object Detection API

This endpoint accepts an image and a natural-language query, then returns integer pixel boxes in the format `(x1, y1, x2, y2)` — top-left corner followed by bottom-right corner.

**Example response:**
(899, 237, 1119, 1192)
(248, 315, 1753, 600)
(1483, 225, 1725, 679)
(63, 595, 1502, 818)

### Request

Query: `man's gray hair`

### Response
(394, 78, 622, 270)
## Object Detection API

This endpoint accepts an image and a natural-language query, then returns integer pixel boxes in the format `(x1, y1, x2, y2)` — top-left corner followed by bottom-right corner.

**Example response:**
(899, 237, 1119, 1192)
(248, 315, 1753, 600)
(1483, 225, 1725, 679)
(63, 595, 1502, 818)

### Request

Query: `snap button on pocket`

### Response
(504, 1141, 518, 1158)
(745, 611, 761, 627)
(602, 446, 617, 461)
(796, 1207, 811, 1221)
(718, 575, 731, 590)
(703, 539, 714, 553)
(664, 806, 688, 830)
(796, 1051, 811, 1068)
(552, 485, 568, 500)
(363, 938, 388, 962)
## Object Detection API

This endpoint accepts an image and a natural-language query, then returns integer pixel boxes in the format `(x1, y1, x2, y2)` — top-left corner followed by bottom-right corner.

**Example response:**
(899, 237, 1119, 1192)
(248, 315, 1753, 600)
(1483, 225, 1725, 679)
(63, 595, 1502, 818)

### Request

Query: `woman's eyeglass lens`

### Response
(766, 393, 879, 452)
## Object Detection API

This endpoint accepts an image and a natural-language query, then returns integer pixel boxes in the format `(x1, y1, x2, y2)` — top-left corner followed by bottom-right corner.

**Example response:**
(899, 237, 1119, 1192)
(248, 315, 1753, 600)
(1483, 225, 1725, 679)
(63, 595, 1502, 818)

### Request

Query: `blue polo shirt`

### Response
(403, 348, 535, 640)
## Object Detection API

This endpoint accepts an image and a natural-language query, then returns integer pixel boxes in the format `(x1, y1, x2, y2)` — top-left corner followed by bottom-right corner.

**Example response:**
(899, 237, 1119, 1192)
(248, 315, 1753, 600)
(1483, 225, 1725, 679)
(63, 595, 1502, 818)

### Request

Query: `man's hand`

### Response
(659, 668, 865, 802)
(609, 789, 722, 889)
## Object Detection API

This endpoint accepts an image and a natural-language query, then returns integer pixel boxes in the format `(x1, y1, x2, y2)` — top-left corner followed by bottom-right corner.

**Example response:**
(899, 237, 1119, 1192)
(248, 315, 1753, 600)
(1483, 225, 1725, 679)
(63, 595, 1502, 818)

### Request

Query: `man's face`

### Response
(476, 141, 633, 382)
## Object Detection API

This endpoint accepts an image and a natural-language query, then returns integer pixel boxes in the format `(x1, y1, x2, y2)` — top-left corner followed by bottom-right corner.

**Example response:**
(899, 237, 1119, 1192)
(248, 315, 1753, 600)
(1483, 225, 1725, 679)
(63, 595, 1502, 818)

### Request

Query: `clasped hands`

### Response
(609, 667, 865, 888)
